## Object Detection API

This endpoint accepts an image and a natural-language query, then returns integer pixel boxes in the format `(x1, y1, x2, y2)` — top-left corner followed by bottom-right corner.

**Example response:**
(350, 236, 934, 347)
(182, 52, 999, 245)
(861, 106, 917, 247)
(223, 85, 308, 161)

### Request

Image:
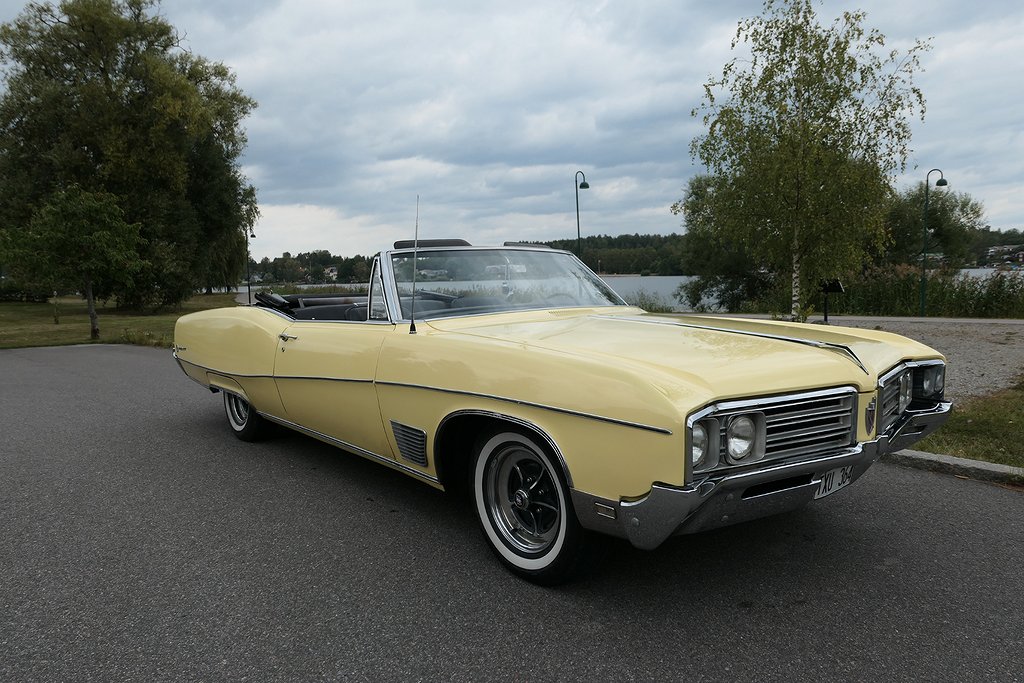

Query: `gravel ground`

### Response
(830, 317, 1024, 401)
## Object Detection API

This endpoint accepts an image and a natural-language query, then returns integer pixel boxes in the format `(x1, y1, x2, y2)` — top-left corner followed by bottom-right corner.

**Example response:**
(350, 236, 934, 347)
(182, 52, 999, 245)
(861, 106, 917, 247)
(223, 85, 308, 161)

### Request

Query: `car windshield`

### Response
(389, 247, 626, 320)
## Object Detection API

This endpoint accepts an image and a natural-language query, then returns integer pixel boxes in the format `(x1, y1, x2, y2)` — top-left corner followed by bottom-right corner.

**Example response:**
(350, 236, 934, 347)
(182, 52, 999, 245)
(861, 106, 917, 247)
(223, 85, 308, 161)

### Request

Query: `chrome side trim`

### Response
(378, 380, 672, 435)
(595, 315, 870, 375)
(286, 319, 395, 326)
(275, 375, 374, 384)
(172, 351, 212, 389)
(175, 356, 377, 385)
(177, 356, 659, 437)
(259, 412, 440, 485)
(435, 409, 574, 488)
(174, 355, 274, 380)
(178, 356, 671, 435)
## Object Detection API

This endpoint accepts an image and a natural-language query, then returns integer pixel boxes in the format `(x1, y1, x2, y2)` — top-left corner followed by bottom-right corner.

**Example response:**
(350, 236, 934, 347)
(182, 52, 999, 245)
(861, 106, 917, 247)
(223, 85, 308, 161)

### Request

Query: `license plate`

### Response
(814, 466, 854, 499)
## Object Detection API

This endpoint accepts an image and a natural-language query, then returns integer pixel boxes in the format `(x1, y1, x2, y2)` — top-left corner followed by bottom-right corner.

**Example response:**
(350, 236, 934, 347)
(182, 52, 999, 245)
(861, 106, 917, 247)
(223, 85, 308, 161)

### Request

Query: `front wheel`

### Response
(472, 431, 589, 585)
(223, 392, 269, 442)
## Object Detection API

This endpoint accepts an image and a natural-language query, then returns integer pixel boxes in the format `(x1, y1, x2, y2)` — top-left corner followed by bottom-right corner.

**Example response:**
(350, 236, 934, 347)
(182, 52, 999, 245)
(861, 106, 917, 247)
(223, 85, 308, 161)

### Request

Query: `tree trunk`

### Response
(85, 279, 99, 340)
(790, 229, 801, 321)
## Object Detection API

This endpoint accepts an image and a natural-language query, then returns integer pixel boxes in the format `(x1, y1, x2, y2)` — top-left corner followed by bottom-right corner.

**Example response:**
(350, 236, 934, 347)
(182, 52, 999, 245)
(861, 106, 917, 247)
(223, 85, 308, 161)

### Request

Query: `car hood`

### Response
(425, 308, 943, 401)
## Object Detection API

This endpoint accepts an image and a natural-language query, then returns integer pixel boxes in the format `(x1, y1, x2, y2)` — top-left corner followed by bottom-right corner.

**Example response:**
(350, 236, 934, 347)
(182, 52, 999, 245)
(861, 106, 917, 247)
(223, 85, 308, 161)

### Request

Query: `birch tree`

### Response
(690, 0, 930, 318)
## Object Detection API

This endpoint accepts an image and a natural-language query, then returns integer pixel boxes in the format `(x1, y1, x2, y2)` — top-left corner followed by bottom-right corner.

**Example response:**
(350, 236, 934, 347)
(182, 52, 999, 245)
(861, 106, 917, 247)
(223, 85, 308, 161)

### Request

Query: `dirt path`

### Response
(833, 318, 1024, 401)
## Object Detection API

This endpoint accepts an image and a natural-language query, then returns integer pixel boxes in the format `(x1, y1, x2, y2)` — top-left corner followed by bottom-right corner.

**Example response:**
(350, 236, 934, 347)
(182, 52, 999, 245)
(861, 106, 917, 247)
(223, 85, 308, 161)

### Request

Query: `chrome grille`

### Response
(714, 389, 857, 463)
(763, 393, 856, 457)
(391, 421, 428, 467)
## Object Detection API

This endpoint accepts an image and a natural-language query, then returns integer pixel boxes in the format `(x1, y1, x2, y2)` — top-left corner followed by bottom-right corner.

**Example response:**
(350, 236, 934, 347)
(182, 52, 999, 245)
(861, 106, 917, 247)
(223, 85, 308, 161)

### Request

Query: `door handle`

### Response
(279, 333, 298, 342)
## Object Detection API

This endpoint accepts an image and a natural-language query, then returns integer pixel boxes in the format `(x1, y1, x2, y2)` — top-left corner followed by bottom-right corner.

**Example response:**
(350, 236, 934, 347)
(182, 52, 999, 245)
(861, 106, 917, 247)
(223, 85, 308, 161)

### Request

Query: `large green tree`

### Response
(0, 0, 257, 309)
(688, 0, 930, 318)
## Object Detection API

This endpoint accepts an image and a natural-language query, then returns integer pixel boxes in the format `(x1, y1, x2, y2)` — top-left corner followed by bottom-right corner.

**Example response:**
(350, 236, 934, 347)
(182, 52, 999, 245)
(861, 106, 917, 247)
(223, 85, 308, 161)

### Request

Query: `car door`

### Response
(272, 261, 397, 459)
(273, 322, 396, 458)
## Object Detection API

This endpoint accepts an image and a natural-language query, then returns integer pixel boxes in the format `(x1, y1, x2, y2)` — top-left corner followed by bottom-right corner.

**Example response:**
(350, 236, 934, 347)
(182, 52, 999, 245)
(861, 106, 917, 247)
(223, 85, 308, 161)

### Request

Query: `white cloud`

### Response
(1, 0, 1021, 265)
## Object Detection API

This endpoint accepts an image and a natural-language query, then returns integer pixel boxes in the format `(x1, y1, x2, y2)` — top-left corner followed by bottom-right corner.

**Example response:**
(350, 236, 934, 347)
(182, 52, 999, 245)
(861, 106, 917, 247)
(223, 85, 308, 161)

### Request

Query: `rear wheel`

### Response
(472, 430, 589, 585)
(223, 393, 269, 442)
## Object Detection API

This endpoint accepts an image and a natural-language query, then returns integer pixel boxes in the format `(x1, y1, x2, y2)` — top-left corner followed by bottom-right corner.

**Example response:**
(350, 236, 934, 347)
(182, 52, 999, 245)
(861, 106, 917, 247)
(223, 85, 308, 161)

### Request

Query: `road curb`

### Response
(882, 449, 1024, 485)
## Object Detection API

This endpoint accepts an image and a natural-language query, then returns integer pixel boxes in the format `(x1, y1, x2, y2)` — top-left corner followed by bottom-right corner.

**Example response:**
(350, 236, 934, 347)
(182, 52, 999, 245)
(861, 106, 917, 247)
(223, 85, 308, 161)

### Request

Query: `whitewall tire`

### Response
(223, 392, 268, 442)
(472, 430, 588, 584)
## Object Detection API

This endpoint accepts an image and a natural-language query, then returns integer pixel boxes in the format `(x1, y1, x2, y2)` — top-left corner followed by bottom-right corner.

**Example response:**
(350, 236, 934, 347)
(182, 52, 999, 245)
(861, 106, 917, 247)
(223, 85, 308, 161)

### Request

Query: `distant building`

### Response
(325, 266, 338, 281)
(987, 244, 1023, 257)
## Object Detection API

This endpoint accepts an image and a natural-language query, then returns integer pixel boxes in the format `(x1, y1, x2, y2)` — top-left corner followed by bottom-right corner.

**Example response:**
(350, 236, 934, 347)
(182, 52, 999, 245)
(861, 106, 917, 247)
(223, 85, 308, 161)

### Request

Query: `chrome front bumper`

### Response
(572, 401, 952, 551)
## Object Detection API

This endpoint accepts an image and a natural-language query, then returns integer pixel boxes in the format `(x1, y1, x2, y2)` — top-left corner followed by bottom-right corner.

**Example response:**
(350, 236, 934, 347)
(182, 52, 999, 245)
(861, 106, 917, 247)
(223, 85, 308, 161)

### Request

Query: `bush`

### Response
(825, 266, 1024, 318)
(625, 288, 675, 313)
(684, 264, 1024, 318)
(0, 278, 54, 303)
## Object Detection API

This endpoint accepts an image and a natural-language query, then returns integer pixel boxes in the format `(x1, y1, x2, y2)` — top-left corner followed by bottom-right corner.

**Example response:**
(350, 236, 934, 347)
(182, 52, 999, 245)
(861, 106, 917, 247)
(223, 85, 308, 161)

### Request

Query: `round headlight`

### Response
(727, 415, 756, 461)
(922, 372, 934, 395)
(691, 423, 708, 468)
(934, 366, 945, 394)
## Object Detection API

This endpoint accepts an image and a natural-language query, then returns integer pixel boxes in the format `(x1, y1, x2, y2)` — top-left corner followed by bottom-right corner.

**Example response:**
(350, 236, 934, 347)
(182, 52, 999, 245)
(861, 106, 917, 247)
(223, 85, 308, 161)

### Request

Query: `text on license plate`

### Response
(814, 466, 854, 499)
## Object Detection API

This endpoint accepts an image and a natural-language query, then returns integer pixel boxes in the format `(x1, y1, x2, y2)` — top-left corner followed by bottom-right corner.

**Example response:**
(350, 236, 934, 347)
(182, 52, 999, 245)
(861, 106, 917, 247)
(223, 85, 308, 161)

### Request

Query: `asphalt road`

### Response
(1, 345, 1022, 682)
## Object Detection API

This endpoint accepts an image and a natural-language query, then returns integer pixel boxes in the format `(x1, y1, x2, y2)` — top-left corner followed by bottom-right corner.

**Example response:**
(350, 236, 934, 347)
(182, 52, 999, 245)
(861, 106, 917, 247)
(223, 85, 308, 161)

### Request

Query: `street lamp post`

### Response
(246, 229, 256, 305)
(574, 170, 589, 259)
(919, 169, 948, 316)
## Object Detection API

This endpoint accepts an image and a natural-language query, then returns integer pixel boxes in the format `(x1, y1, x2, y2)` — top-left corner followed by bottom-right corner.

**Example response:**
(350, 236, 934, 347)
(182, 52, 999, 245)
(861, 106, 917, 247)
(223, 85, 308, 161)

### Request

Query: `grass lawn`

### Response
(0, 293, 237, 349)
(916, 377, 1024, 470)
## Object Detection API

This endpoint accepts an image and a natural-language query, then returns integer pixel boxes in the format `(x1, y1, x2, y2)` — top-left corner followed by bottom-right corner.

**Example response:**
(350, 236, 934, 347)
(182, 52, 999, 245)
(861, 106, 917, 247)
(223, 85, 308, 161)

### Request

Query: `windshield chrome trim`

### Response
(387, 303, 629, 324)
(382, 246, 628, 322)
(371, 254, 400, 323)
(386, 245, 573, 256)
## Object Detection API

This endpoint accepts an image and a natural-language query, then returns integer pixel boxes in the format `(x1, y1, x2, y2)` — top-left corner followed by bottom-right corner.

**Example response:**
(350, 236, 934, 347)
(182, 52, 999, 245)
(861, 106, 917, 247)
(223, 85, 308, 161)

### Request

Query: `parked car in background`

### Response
(174, 240, 951, 583)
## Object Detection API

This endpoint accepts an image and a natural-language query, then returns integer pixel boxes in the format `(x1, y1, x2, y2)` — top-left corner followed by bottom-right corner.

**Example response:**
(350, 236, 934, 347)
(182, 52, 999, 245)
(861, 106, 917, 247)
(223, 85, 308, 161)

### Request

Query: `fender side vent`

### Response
(391, 421, 428, 467)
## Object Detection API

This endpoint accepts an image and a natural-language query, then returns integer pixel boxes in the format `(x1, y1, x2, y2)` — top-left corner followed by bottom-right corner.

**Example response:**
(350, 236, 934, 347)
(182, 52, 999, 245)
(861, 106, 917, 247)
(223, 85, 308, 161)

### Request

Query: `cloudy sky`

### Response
(1, 0, 1021, 260)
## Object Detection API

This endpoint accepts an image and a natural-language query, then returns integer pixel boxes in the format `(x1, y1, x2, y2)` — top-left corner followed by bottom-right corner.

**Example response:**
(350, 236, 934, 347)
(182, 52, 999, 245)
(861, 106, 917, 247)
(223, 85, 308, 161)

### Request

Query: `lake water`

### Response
(599, 268, 1007, 311)
(600, 275, 693, 308)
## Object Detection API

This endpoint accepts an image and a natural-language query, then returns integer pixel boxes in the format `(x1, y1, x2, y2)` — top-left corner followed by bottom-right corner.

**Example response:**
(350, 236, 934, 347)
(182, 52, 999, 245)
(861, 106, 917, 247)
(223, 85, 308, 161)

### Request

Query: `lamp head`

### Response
(578, 181, 590, 190)
(935, 178, 948, 187)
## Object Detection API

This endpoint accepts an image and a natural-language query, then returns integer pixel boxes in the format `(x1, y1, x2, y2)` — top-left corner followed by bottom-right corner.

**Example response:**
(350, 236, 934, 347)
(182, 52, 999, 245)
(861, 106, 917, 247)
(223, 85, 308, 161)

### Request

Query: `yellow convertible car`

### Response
(174, 241, 951, 583)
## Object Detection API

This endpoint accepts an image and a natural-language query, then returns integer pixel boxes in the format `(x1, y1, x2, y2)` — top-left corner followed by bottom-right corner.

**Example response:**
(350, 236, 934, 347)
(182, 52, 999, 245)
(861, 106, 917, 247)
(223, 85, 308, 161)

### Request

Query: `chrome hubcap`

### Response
(226, 395, 249, 427)
(485, 444, 561, 554)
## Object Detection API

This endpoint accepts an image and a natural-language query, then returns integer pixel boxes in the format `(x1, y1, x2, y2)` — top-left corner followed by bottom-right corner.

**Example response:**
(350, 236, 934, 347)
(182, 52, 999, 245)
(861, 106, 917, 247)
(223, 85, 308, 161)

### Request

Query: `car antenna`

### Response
(409, 195, 419, 335)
